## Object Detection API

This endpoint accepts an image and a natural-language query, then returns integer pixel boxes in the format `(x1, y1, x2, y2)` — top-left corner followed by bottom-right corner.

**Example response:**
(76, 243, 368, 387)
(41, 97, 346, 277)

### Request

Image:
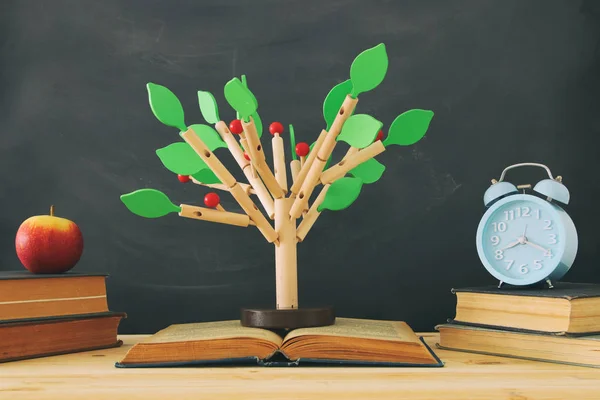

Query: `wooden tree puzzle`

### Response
(120, 43, 434, 329)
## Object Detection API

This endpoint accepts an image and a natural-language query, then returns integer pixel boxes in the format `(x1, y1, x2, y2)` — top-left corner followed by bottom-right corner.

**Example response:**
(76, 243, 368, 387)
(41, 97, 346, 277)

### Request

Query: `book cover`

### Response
(435, 322, 600, 369)
(451, 282, 600, 299)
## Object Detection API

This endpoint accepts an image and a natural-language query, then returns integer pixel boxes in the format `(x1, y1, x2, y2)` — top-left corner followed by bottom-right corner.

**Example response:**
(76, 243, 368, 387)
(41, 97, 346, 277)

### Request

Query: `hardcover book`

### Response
(0, 311, 126, 363)
(116, 318, 443, 367)
(0, 271, 110, 320)
(450, 283, 600, 334)
(436, 322, 600, 368)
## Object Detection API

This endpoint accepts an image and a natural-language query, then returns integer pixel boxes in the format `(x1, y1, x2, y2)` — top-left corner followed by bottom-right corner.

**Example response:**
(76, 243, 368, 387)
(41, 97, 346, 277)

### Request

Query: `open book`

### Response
(116, 318, 443, 367)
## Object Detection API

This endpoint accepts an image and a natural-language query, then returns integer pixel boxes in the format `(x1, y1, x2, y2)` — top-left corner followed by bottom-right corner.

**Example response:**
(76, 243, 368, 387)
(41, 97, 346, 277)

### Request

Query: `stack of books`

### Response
(0, 271, 125, 363)
(436, 283, 600, 368)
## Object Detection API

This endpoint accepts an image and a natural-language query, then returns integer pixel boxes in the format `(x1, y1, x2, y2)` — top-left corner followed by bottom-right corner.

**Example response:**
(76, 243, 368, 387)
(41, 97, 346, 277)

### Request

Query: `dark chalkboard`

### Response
(1, 0, 599, 334)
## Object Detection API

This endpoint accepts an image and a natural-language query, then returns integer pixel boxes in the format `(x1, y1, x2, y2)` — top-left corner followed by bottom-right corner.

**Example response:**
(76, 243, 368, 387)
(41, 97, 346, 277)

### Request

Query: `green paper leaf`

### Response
(197, 91, 220, 124)
(337, 114, 383, 149)
(323, 79, 353, 130)
(349, 158, 386, 184)
(188, 124, 227, 152)
(156, 142, 207, 175)
(121, 189, 180, 218)
(191, 169, 221, 184)
(224, 77, 258, 122)
(290, 124, 297, 160)
(240, 75, 263, 138)
(384, 109, 434, 147)
(318, 177, 363, 212)
(146, 83, 186, 131)
(350, 43, 388, 98)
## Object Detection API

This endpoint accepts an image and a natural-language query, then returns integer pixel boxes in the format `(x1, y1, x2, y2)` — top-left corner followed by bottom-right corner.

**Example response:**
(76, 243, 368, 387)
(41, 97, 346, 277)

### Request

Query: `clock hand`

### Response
(524, 240, 549, 253)
(501, 240, 520, 250)
(523, 224, 528, 238)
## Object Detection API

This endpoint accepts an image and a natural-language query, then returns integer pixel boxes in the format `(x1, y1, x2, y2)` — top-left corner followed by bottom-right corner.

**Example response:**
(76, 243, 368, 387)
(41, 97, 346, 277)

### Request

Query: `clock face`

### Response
(477, 195, 568, 284)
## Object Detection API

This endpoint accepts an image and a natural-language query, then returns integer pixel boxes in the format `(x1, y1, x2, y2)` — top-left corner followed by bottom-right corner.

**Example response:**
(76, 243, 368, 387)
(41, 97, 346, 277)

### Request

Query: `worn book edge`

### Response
(450, 282, 600, 300)
(434, 343, 599, 369)
(0, 271, 109, 280)
(0, 311, 127, 326)
(114, 336, 444, 368)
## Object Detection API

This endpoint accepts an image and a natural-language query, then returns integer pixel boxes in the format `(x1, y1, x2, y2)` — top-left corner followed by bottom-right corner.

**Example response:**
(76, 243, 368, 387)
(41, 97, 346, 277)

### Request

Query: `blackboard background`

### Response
(1, 0, 599, 334)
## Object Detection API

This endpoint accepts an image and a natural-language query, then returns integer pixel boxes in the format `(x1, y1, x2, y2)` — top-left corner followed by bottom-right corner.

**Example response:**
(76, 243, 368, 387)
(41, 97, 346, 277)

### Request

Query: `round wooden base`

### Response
(240, 307, 335, 330)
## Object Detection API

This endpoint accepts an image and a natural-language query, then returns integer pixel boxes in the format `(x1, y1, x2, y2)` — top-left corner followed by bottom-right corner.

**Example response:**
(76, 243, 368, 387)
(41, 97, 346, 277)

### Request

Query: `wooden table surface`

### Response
(1, 333, 599, 400)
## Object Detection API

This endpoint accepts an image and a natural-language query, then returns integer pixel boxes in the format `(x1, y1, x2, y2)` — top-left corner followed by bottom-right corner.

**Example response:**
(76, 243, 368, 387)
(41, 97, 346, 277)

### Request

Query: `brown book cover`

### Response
(0, 271, 110, 320)
(0, 312, 126, 363)
(450, 283, 600, 334)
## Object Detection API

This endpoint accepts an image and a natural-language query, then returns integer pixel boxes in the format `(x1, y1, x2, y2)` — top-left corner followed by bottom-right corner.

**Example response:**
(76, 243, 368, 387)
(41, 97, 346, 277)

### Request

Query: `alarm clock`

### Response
(476, 163, 578, 288)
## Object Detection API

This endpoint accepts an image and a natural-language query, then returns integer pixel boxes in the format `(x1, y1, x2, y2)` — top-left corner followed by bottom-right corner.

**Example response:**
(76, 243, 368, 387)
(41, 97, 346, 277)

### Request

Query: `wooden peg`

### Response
(240, 137, 257, 178)
(342, 147, 359, 161)
(290, 160, 301, 183)
(272, 133, 288, 191)
(181, 129, 236, 188)
(190, 180, 256, 195)
(214, 121, 274, 218)
(289, 158, 326, 218)
(300, 156, 306, 168)
(179, 204, 252, 227)
(216, 204, 226, 212)
(320, 140, 386, 185)
(242, 117, 285, 199)
(296, 184, 330, 242)
(229, 183, 278, 243)
(290, 129, 327, 195)
(289, 95, 357, 218)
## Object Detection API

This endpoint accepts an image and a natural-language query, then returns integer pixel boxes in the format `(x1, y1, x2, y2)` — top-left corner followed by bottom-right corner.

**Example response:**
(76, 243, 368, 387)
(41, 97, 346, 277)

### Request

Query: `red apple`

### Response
(15, 206, 84, 274)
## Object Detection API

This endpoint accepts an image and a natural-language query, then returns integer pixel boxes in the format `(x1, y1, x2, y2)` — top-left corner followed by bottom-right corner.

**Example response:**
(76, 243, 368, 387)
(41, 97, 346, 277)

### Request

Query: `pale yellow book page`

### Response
(283, 318, 420, 344)
(139, 320, 283, 346)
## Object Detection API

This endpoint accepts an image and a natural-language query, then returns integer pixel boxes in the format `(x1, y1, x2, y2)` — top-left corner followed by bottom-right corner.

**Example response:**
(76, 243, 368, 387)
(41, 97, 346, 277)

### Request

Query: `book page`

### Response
(139, 320, 283, 346)
(283, 317, 420, 344)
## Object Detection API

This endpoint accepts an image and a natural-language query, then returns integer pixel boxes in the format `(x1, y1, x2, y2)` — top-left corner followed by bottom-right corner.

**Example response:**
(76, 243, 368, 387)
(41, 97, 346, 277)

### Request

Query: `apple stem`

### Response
(50, 205, 54, 216)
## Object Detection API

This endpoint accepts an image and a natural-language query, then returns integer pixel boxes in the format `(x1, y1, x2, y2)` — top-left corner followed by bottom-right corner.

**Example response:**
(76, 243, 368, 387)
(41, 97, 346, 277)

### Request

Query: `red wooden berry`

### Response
(178, 174, 190, 183)
(229, 119, 243, 134)
(376, 130, 384, 141)
(269, 122, 284, 135)
(295, 142, 310, 157)
(204, 193, 220, 208)
(243, 152, 250, 161)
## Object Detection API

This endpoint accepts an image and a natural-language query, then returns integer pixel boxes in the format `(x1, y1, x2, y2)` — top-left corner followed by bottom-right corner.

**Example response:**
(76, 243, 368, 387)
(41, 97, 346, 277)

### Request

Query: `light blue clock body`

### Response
(476, 194, 578, 286)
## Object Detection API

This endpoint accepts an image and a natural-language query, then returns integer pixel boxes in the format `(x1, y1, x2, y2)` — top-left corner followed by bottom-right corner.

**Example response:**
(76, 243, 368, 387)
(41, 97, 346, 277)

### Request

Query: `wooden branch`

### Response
(181, 128, 278, 243)
(179, 204, 255, 227)
(214, 121, 274, 218)
(290, 160, 301, 183)
(272, 133, 288, 191)
(190, 178, 255, 195)
(296, 184, 330, 242)
(239, 136, 257, 178)
(274, 197, 297, 309)
(289, 95, 358, 219)
(241, 117, 285, 199)
(342, 147, 359, 161)
(289, 129, 327, 196)
(320, 140, 386, 185)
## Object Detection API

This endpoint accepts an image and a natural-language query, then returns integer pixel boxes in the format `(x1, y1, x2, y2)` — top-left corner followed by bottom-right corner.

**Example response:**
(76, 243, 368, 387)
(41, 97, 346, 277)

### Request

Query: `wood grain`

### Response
(1, 334, 599, 400)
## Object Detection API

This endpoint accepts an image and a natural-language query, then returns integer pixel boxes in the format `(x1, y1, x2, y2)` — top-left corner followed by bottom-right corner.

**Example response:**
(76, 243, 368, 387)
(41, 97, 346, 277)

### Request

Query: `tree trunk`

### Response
(274, 197, 298, 309)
